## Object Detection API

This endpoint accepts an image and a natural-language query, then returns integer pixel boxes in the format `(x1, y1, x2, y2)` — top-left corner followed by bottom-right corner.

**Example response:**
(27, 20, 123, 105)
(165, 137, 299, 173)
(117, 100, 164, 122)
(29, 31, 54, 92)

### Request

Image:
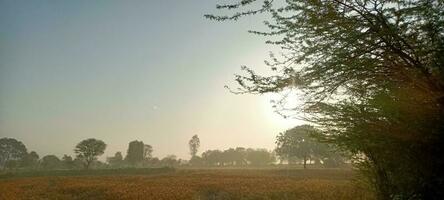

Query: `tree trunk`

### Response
(303, 155, 307, 169)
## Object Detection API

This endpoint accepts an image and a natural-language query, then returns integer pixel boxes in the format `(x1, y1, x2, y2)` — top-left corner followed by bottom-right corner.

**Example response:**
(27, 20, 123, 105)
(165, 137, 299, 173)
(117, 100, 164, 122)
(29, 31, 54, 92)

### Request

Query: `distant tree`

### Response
(143, 145, 153, 160)
(0, 138, 27, 169)
(73, 157, 85, 169)
(21, 151, 39, 169)
(61, 154, 74, 169)
(245, 148, 275, 166)
(234, 147, 247, 166)
(107, 152, 124, 168)
(41, 155, 61, 169)
(74, 138, 106, 169)
(147, 157, 160, 167)
(125, 140, 145, 166)
(160, 155, 178, 167)
(202, 150, 223, 166)
(188, 135, 200, 158)
(189, 155, 203, 166)
(222, 148, 237, 166)
(275, 125, 321, 169)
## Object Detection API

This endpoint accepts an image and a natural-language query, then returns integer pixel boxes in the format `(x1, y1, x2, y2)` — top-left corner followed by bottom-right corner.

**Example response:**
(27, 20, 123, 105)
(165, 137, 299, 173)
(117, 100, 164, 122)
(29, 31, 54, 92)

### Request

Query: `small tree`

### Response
(107, 152, 124, 168)
(74, 138, 106, 169)
(188, 135, 200, 158)
(143, 145, 153, 160)
(61, 154, 74, 169)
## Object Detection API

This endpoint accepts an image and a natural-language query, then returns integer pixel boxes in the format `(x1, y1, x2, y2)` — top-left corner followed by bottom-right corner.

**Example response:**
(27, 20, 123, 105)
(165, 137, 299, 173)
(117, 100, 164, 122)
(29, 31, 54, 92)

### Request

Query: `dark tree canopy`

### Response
(188, 135, 200, 158)
(0, 138, 27, 169)
(126, 140, 144, 165)
(276, 125, 318, 168)
(74, 138, 106, 169)
(41, 155, 61, 170)
(207, 1, 444, 199)
(21, 151, 39, 168)
(125, 140, 153, 166)
(245, 148, 275, 166)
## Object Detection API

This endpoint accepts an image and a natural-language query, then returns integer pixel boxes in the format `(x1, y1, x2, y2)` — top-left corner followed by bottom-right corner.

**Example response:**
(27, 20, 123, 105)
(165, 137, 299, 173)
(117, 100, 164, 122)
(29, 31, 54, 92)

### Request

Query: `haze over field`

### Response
(0, 1, 301, 159)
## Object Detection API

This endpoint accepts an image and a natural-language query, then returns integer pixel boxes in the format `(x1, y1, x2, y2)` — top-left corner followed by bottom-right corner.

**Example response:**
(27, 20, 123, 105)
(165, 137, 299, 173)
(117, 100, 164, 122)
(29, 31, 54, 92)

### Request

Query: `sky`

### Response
(0, 0, 303, 160)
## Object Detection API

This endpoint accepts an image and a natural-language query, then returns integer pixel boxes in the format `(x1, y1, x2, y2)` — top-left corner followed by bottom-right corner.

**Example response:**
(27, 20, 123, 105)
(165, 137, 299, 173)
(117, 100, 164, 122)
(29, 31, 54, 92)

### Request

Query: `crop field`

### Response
(0, 169, 374, 200)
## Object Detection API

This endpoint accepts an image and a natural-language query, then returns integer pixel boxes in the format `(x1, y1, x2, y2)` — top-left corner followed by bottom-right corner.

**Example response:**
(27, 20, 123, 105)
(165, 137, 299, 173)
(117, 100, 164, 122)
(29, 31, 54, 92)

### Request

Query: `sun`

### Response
(260, 91, 305, 130)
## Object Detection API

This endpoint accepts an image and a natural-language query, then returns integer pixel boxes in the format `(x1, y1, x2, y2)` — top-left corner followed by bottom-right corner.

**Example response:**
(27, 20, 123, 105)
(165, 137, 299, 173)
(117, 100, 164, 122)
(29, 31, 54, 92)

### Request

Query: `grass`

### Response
(0, 167, 175, 179)
(0, 168, 374, 200)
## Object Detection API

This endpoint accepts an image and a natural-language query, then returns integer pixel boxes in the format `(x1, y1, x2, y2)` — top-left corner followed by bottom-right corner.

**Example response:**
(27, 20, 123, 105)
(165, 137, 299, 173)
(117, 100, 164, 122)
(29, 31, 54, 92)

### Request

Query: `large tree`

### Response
(207, 1, 444, 199)
(275, 125, 319, 168)
(0, 138, 27, 169)
(188, 135, 200, 158)
(74, 138, 106, 169)
(125, 140, 145, 166)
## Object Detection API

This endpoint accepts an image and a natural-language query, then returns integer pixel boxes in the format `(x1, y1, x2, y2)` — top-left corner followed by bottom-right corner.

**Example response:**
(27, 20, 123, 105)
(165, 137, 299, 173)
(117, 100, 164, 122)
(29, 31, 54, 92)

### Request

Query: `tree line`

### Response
(1, 125, 345, 170)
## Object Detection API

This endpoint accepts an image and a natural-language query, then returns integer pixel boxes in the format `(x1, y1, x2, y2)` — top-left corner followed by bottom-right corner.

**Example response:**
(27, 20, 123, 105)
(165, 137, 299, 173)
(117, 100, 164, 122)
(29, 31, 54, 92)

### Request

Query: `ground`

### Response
(0, 168, 374, 200)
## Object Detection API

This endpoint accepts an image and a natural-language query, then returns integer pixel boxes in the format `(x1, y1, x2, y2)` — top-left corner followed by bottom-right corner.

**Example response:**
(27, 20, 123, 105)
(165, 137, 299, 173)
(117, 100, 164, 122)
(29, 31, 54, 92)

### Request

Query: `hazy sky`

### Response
(0, 0, 302, 160)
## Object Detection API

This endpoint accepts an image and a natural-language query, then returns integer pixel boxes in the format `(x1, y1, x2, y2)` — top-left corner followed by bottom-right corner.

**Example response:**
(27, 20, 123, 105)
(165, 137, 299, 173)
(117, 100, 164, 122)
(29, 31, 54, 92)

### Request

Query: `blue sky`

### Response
(0, 0, 301, 159)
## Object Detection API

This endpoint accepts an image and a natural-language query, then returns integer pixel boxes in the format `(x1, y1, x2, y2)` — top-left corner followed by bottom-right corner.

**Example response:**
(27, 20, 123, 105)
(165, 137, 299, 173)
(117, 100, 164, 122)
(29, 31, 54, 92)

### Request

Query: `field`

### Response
(0, 168, 374, 200)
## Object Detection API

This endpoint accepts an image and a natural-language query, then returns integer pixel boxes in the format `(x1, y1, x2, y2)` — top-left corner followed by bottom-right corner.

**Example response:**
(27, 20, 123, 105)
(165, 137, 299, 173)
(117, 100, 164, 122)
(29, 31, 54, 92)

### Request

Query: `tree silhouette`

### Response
(125, 140, 145, 166)
(74, 138, 106, 169)
(41, 155, 61, 170)
(0, 138, 27, 169)
(188, 135, 200, 158)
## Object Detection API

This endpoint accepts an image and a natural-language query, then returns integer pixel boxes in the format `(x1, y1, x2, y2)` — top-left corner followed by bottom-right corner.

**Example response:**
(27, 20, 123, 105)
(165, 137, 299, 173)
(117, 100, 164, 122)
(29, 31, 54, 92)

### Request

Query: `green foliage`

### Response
(207, 0, 444, 199)
(125, 140, 153, 166)
(74, 138, 106, 169)
(41, 155, 61, 170)
(275, 125, 343, 168)
(188, 135, 200, 157)
(245, 148, 276, 166)
(107, 152, 124, 168)
(125, 140, 144, 165)
(21, 151, 39, 169)
(0, 138, 27, 169)
(201, 147, 275, 167)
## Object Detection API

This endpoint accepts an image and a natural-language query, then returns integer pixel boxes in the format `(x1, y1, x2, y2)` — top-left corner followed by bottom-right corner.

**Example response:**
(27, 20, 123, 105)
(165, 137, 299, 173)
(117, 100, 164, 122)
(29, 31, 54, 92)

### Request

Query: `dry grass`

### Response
(0, 169, 374, 200)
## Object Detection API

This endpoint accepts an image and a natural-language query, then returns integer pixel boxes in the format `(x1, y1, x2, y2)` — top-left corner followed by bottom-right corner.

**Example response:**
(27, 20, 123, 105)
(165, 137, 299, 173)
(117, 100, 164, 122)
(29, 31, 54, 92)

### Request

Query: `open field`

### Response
(0, 168, 374, 200)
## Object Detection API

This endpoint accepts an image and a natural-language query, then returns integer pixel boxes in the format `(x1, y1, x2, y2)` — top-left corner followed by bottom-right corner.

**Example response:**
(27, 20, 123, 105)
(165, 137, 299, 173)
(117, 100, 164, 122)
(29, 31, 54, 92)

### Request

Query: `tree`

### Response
(125, 140, 145, 166)
(207, 1, 444, 199)
(143, 145, 153, 160)
(189, 155, 203, 166)
(188, 135, 200, 158)
(0, 138, 27, 169)
(74, 138, 106, 169)
(202, 150, 223, 166)
(107, 152, 124, 168)
(41, 155, 61, 169)
(61, 154, 74, 169)
(21, 151, 39, 169)
(160, 155, 179, 167)
(245, 148, 275, 166)
(275, 125, 323, 168)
